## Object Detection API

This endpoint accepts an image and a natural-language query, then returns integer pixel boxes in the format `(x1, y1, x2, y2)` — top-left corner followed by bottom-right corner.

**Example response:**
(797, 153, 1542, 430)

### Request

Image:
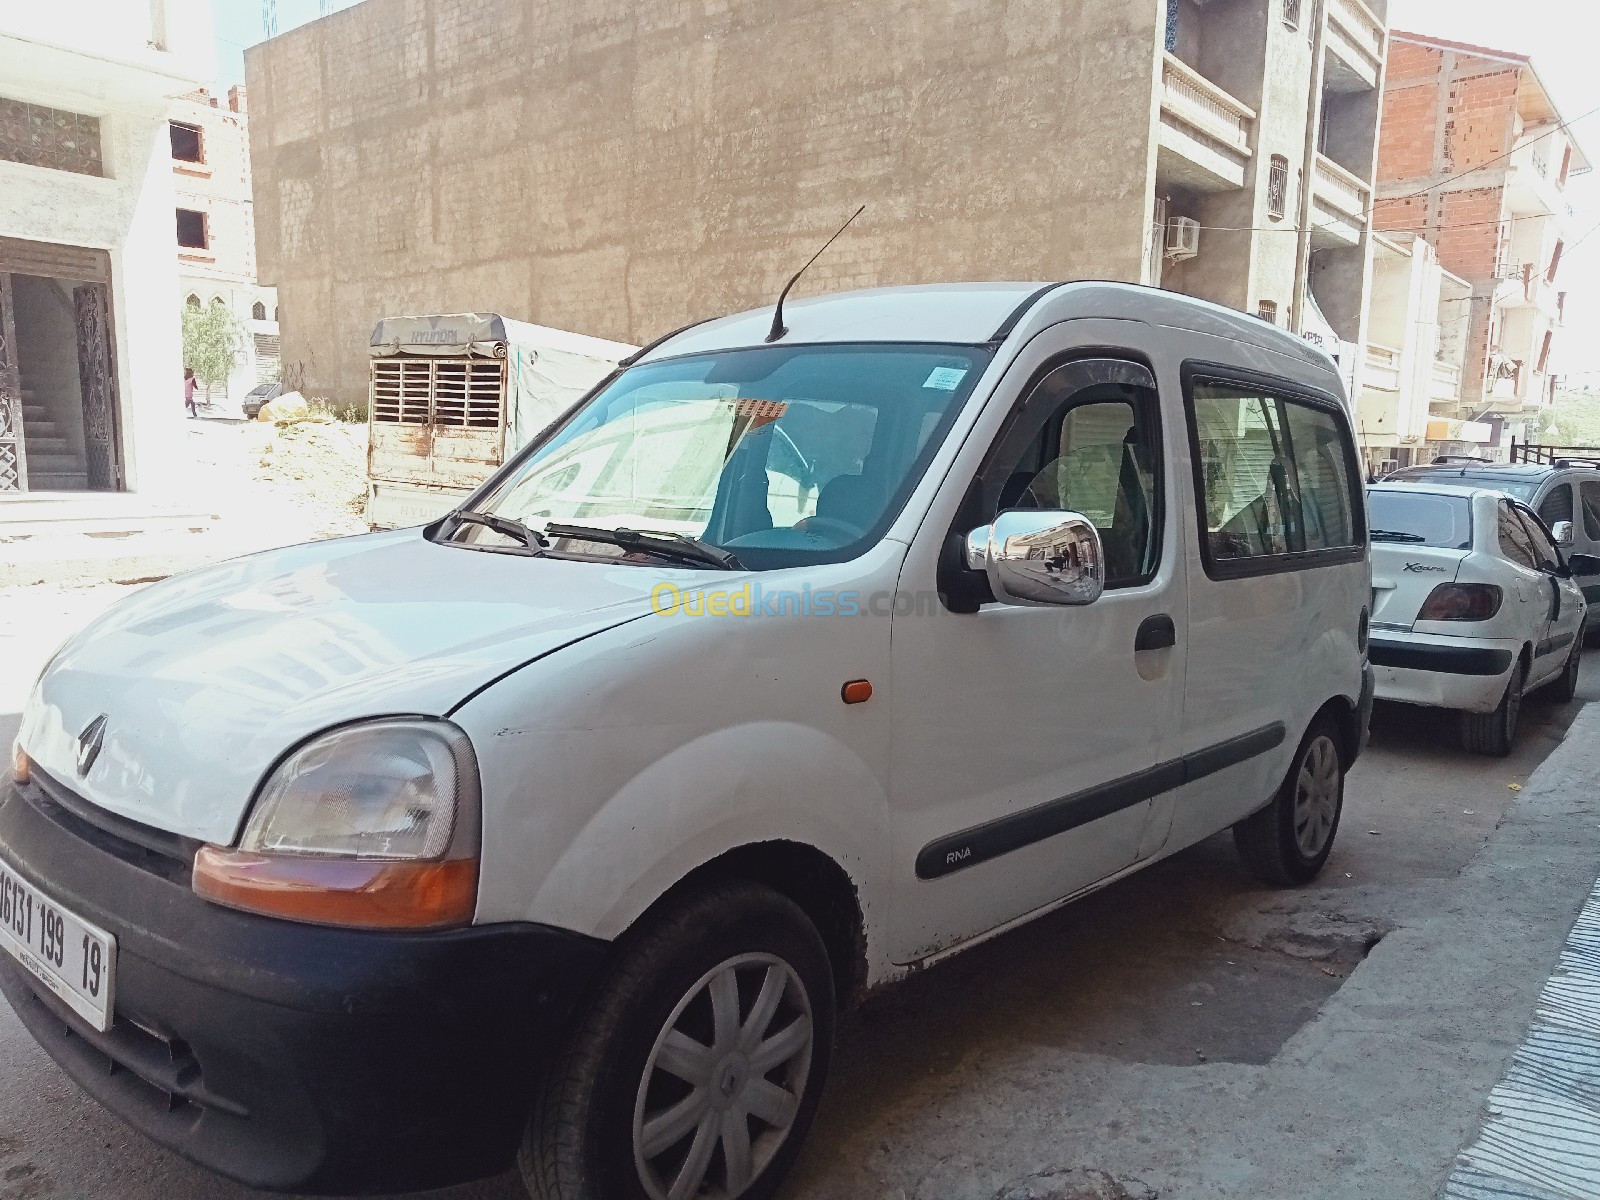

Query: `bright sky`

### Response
(210, 0, 1600, 374)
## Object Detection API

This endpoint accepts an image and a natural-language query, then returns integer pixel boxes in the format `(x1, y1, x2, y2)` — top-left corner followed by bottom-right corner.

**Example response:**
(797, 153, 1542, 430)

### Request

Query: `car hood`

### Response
(17, 530, 671, 845)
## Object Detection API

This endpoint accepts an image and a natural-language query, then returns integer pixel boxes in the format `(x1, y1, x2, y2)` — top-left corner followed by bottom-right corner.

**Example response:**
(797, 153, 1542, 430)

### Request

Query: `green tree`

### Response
(181, 301, 240, 395)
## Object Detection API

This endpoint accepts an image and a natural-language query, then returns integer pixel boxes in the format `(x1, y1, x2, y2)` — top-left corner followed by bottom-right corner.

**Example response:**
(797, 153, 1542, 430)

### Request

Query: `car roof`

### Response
(638, 281, 1340, 376)
(1370, 481, 1496, 501)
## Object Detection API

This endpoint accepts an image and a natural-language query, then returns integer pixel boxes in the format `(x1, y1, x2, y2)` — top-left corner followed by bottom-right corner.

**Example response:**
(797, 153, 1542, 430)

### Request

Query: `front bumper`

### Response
(0, 777, 608, 1195)
(1369, 633, 1519, 713)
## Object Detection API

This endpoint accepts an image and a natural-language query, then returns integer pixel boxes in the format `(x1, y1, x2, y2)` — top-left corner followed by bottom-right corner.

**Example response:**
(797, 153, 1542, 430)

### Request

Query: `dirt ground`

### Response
(186, 415, 368, 542)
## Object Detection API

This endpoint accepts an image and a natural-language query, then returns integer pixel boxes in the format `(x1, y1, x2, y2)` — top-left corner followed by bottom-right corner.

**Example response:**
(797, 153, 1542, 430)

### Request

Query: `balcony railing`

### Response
(1430, 360, 1462, 405)
(1160, 54, 1255, 157)
(1326, 0, 1385, 81)
(1311, 154, 1372, 244)
(1364, 343, 1402, 391)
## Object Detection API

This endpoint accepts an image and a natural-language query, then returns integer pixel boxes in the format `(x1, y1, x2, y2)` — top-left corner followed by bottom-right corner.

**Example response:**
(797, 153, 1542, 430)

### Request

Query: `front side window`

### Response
(1582, 480, 1600, 540)
(979, 359, 1161, 588)
(1189, 378, 1361, 574)
(1515, 504, 1562, 573)
(461, 343, 991, 570)
(1497, 501, 1540, 569)
(1537, 481, 1574, 528)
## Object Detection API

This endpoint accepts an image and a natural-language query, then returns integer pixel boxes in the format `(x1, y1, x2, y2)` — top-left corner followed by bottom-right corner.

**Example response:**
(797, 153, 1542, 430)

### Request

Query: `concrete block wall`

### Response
(247, 0, 1164, 407)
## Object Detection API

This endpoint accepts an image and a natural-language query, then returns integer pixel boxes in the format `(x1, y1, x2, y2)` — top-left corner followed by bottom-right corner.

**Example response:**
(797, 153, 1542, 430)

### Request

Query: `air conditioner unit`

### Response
(1165, 216, 1201, 262)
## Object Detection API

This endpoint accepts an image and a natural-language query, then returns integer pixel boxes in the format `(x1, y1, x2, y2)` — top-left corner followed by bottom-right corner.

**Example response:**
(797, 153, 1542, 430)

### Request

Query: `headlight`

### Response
(193, 718, 481, 929)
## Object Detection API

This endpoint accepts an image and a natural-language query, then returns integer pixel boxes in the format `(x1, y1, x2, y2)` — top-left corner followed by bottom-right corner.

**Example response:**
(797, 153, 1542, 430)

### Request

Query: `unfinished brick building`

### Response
(1374, 32, 1588, 447)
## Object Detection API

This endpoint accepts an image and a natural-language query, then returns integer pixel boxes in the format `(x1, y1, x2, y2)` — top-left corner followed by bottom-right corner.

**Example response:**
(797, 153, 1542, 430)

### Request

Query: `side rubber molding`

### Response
(1368, 638, 1514, 677)
(916, 722, 1286, 879)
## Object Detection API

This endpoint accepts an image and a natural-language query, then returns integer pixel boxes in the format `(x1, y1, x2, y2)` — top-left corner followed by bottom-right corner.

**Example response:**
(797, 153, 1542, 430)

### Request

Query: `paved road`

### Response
(1, 599, 1596, 1199)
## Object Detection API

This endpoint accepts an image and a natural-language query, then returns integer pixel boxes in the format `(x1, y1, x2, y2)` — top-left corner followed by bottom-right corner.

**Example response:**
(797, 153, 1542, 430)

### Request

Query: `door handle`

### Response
(1135, 614, 1177, 652)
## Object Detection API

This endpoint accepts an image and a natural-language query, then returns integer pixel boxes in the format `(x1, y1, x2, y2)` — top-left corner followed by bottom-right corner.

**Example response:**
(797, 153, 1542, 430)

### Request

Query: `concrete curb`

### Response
(1259, 701, 1600, 1199)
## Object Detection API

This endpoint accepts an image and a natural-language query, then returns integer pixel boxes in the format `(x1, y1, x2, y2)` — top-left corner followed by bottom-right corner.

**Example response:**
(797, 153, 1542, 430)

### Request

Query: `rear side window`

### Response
(1498, 501, 1540, 569)
(1538, 482, 1574, 527)
(1186, 377, 1363, 576)
(1582, 481, 1600, 540)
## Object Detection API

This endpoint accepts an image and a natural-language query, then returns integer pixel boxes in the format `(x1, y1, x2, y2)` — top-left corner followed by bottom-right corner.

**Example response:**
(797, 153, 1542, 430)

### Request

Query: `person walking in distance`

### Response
(184, 368, 198, 419)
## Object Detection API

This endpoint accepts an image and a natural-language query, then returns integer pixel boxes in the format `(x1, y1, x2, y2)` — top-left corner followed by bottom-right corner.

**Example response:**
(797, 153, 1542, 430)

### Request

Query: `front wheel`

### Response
(1461, 660, 1525, 757)
(521, 882, 835, 1200)
(1233, 716, 1345, 885)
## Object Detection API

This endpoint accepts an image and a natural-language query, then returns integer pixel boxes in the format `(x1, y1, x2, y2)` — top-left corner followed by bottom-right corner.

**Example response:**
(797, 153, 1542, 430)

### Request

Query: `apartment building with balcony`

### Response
(247, 0, 1388, 408)
(170, 85, 281, 408)
(1156, 0, 1388, 381)
(1374, 32, 1588, 452)
(1354, 233, 1474, 472)
(0, 0, 213, 494)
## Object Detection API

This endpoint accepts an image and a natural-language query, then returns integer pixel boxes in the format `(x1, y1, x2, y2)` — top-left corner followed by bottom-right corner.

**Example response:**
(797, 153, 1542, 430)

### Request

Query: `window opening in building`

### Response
(1258, 301, 1280, 324)
(252, 300, 267, 321)
(1164, 0, 1178, 52)
(176, 209, 208, 249)
(1283, 0, 1302, 30)
(1548, 240, 1565, 284)
(1538, 331, 1553, 373)
(1268, 155, 1290, 220)
(169, 121, 203, 164)
(185, 294, 201, 309)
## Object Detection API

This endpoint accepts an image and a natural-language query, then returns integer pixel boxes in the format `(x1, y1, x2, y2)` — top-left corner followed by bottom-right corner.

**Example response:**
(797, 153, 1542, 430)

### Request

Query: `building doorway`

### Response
(0, 237, 123, 493)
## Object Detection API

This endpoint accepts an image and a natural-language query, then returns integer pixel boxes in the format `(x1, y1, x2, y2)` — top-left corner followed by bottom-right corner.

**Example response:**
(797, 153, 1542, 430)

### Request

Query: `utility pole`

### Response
(262, 0, 278, 37)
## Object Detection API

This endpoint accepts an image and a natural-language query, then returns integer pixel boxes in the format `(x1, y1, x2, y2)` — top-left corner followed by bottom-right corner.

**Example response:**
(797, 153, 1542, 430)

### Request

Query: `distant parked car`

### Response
(1367, 482, 1596, 755)
(1384, 459, 1600, 633)
(241, 380, 284, 419)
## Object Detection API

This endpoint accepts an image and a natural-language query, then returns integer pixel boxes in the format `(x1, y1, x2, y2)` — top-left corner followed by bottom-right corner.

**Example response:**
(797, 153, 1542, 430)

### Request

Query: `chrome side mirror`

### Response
(1552, 520, 1575, 548)
(964, 511, 1105, 607)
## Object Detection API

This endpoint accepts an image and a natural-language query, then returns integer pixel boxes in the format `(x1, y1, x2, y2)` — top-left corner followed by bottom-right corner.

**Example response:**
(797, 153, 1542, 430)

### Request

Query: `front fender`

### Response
(532, 720, 889, 942)
(452, 546, 904, 976)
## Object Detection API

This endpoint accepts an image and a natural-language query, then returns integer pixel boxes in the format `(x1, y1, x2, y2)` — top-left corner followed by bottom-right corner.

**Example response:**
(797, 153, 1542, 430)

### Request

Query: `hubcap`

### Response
(1292, 735, 1341, 858)
(632, 953, 813, 1200)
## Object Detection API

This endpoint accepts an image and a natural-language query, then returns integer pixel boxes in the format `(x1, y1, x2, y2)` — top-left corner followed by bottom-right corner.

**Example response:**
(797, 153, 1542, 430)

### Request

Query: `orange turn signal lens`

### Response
(841, 679, 873, 704)
(11, 744, 28, 786)
(192, 847, 477, 930)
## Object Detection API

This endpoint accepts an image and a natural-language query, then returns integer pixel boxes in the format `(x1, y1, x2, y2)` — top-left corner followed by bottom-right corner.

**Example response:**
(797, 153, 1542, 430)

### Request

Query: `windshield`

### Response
(455, 342, 992, 568)
(1368, 489, 1472, 549)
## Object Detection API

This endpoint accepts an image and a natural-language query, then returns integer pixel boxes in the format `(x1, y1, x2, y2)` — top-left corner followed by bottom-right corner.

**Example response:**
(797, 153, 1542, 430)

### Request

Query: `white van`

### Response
(3, 283, 1372, 1200)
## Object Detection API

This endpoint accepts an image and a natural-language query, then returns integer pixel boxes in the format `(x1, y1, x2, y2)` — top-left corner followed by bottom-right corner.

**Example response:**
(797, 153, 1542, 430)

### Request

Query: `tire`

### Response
(1461, 659, 1526, 757)
(1233, 715, 1345, 886)
(520, 882, 835, 1200)
(1540, 626, 1584, 705)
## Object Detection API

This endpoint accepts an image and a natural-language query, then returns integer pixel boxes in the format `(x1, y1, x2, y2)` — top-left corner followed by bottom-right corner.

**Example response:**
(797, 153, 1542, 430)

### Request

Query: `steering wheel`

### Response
(796, 515, 865, 542)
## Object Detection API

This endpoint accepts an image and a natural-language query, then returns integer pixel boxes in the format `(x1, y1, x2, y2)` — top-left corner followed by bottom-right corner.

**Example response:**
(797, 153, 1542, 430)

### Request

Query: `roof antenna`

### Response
(766, 205, 866, 344)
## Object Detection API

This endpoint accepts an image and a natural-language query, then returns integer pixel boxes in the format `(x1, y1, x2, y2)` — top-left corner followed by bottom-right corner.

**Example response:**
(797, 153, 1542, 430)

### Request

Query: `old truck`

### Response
(366, 313, 636, 529)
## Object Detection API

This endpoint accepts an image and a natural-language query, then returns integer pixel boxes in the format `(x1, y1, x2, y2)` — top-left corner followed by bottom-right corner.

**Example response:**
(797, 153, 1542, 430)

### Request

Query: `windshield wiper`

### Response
(543, 522, 743, 570)
(1370, 529, 1428, 543)
(450, 509, 549, 552)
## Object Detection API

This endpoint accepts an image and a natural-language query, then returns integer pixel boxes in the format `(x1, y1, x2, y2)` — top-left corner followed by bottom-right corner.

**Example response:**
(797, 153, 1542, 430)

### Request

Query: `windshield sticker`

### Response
(922, 367, 968, 391)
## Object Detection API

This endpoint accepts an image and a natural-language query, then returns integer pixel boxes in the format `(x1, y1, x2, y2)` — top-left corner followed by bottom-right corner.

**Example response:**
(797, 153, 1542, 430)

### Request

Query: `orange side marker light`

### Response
(841, 679, 873, 705)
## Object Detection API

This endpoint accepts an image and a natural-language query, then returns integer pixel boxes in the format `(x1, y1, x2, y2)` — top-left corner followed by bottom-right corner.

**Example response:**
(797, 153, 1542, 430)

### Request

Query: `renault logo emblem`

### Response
(76, 715, 108, 777)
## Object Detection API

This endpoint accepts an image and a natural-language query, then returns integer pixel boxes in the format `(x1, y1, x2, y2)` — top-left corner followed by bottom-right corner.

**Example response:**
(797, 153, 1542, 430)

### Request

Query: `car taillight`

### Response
(1417, 583, 1502, 622)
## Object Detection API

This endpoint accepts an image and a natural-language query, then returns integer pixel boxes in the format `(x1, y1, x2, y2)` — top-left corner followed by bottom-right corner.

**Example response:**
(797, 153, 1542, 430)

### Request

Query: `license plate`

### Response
(0, 855, 116, 1033)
